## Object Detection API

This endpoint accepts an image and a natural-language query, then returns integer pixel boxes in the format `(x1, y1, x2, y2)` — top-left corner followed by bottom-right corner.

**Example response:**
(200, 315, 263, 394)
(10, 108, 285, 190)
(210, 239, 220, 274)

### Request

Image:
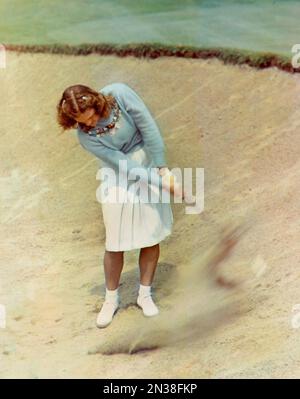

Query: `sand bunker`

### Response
(1, 51, 300, 378)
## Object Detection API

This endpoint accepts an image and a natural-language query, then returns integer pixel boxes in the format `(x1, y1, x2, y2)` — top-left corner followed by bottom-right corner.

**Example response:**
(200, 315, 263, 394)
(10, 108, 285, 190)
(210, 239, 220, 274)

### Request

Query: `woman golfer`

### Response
(57, 82, 182, 328)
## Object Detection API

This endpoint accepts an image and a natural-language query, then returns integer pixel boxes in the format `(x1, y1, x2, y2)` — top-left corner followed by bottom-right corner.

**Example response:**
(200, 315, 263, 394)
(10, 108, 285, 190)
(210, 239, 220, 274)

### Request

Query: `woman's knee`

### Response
(105, 249, 124, 258)
(143, 243, 159, 249)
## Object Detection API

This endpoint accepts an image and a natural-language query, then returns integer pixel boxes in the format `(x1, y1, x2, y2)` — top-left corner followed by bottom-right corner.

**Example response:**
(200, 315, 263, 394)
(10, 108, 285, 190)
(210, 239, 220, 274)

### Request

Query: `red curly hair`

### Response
(56, 84, 115, 133)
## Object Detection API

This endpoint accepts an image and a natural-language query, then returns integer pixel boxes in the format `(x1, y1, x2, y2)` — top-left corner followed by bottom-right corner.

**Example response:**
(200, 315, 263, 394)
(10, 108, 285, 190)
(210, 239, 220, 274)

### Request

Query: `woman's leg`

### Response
(137, 243, 160, 317)
(97, 250, 124, 328)
(138, 243, 160, 285)
(104, 250, 124, 289)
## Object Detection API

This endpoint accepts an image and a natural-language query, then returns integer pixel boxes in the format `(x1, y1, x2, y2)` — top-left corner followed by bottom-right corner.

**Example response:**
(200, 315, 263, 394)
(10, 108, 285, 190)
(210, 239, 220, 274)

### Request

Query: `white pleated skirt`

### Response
(98, 146, 174, 251)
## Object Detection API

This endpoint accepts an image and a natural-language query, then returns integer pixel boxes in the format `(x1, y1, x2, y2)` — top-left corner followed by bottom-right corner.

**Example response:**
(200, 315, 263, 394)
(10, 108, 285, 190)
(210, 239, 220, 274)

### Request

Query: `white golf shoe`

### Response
(96, 298, 119, 328)
(137, 294, 159, 317)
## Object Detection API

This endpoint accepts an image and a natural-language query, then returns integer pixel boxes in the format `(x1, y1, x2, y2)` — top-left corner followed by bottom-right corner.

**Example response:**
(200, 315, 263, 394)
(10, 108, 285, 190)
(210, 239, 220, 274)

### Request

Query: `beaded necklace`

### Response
(88, 98, 122, 137)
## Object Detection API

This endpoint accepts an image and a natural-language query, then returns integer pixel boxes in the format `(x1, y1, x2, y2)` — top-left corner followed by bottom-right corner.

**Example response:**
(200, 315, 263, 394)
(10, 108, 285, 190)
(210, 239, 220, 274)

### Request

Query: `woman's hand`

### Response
(157, 167, 196, 204)
(157, 166, 169, 177)
(157, 167, 184, 199)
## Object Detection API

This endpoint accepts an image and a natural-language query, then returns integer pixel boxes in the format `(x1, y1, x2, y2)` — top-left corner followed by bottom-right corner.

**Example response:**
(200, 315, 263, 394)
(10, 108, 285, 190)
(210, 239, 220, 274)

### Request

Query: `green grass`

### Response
(4, 42, 297, 73)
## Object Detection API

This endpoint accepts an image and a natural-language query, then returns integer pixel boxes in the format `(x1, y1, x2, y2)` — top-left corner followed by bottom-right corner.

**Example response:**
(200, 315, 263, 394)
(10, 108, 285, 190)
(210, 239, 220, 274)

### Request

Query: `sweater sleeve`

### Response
(116, 83, 167, 168)
(77, 131, 164, 190)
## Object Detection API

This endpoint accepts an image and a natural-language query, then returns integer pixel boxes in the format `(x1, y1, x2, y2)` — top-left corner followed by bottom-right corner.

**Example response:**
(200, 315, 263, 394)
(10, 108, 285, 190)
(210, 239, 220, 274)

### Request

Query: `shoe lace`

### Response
(103, 298, 118, 307)
(139, 293, 154, 301)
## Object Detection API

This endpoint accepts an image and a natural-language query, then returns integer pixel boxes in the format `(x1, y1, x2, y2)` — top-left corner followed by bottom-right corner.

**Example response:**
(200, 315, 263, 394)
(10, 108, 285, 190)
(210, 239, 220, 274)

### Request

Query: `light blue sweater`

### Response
(77, 82, 167, 189)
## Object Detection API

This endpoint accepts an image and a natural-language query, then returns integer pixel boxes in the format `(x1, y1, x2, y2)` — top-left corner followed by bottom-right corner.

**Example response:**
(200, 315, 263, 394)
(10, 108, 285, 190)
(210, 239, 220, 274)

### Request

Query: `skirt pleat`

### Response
(99, 146, 174, 251)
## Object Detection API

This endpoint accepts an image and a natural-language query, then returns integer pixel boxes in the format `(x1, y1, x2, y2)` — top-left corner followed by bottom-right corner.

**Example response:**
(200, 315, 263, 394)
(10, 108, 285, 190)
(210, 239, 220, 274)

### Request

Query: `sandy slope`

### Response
(0, 51, 300, 378)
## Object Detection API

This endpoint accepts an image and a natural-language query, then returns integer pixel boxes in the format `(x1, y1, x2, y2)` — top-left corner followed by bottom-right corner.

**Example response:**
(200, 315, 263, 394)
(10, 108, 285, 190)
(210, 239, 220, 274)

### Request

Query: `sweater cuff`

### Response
(152, 151, 167, 168)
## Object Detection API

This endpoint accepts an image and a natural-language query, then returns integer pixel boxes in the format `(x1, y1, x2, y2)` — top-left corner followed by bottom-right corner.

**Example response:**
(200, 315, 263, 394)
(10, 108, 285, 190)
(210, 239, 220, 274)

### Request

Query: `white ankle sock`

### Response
(105, 287, 119, 302)
(138, 284, 152, 297)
